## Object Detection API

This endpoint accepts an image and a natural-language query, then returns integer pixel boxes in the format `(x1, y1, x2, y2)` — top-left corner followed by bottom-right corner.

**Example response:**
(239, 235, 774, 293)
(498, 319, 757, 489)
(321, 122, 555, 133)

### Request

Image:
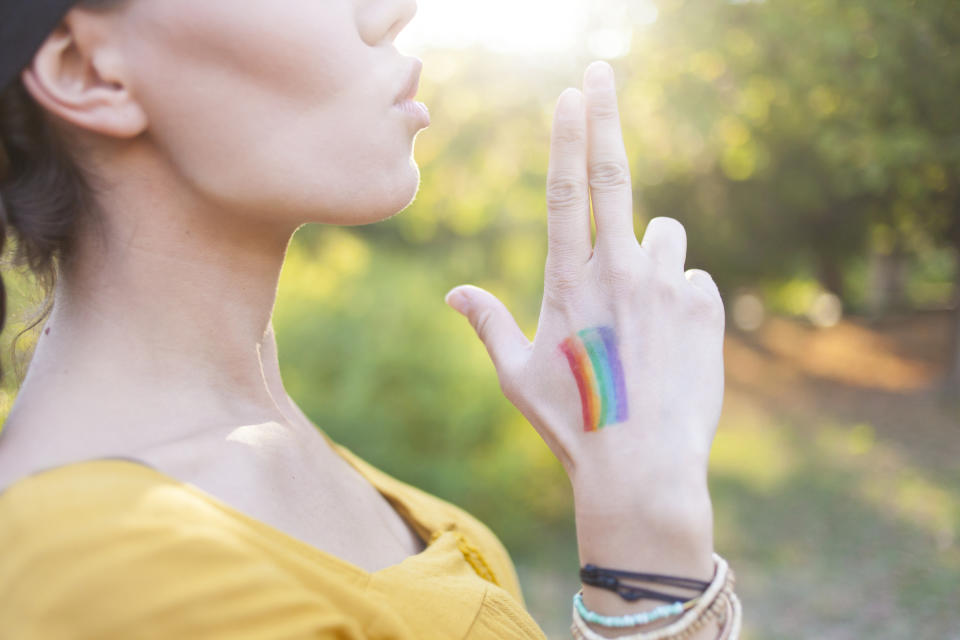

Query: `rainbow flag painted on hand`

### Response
(558, 325, 629, 432)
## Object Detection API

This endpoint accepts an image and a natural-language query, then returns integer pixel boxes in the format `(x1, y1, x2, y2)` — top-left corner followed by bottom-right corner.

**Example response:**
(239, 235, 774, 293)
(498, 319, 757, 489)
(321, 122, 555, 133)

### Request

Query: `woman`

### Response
(0, 0, 739, 638)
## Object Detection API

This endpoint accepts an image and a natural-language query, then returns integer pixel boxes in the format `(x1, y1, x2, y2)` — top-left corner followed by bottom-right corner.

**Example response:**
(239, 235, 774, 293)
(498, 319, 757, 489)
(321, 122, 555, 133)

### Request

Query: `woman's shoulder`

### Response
(0, 457, 302, 584)
(0, 406, 148, 499)
(0, 457, 233, 543)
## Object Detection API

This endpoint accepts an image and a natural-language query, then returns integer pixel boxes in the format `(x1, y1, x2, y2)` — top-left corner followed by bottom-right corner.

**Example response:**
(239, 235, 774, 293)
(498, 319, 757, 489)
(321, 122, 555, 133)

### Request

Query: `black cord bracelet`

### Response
(579, 575, 691, 603)
(579, 564, 712, 602)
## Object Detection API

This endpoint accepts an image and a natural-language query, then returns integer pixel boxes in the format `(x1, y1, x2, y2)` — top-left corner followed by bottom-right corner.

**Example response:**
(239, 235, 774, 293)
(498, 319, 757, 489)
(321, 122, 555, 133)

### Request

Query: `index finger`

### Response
(545, 87, 592, 279)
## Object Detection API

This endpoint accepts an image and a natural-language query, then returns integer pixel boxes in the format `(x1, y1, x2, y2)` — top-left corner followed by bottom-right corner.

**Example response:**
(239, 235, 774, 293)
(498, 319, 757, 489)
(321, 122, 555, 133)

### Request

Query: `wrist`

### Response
(564, 425, 712, 490)
(570, 456, 711, 521)
(573, 484, 714, 570)
(572, 466, 715, 582)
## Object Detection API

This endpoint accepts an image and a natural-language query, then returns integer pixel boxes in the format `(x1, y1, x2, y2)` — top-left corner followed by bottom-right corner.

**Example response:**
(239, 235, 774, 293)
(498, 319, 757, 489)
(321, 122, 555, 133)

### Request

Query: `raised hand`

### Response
(444, 59, 726, 638)
(444, 61, 725, 495)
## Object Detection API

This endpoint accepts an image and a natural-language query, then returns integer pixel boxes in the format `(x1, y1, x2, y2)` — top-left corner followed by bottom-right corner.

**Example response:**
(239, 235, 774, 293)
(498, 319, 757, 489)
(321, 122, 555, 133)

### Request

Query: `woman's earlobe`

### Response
(19, 23, 147, 140)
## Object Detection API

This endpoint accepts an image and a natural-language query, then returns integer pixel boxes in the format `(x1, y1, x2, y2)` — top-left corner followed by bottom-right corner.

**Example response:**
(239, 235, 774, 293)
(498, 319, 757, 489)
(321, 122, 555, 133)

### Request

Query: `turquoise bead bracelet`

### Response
(573, 590, 693, 628)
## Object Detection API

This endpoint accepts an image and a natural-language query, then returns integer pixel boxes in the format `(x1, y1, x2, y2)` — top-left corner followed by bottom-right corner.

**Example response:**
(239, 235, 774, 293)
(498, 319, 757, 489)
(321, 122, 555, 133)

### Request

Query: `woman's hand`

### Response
(445, 60, 726, 636)
(445, 60, 725, 499)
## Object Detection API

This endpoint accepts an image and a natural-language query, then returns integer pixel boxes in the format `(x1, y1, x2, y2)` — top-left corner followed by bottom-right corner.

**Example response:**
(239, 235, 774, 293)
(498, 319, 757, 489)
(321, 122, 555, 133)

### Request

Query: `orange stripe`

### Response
(570, 336, 601, 431)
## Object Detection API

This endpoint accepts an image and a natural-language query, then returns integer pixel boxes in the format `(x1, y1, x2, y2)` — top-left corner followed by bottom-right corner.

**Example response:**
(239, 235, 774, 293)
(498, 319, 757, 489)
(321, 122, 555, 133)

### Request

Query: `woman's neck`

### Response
(6, 165, 309, 456)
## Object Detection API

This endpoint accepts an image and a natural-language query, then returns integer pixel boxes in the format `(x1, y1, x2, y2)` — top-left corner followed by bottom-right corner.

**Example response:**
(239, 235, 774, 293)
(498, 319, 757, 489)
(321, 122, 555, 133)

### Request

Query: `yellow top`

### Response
(0, 434, 548, 640)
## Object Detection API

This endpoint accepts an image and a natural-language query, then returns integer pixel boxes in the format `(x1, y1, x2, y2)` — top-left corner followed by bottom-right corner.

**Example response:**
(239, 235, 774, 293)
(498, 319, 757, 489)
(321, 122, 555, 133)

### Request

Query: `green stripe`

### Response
(579, 328, 613, 427)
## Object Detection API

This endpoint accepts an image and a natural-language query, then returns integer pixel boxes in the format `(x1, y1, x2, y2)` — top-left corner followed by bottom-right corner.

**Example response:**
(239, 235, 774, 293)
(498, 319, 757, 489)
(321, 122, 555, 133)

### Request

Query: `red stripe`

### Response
(560, 337, 596, 432)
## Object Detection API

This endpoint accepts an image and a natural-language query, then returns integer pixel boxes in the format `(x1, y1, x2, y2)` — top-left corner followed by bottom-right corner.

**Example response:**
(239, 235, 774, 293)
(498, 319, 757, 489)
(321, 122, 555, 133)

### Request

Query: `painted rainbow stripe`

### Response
(558, 325, 629, 432)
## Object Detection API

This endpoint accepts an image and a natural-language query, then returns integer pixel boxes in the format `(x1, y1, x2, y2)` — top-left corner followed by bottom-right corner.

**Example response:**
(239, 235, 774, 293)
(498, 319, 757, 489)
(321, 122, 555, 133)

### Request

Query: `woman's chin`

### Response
(276, 157, 422, 228)
(318, 169, 422, 227)
(371, 160, 423, 222)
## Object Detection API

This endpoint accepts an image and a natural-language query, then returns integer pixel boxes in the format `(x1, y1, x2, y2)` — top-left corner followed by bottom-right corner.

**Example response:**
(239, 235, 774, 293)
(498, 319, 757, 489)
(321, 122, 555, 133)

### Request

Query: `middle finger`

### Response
(583, 61, 636, 255)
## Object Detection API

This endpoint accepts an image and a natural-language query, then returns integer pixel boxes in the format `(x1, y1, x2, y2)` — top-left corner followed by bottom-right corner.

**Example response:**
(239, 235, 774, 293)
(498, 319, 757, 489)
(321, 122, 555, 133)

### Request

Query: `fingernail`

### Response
(586, 61, 614, 89)
(445, 289, 469, 315)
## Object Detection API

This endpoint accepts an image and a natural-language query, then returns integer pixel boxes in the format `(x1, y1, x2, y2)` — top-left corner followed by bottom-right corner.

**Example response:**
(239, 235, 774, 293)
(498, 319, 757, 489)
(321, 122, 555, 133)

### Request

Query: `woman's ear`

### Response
(19, 10, 147, 139)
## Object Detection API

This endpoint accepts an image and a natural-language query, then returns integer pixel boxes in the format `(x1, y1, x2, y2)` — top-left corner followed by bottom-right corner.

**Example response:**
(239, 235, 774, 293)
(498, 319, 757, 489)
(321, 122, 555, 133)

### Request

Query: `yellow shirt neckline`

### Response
(0, 439, 456, 579)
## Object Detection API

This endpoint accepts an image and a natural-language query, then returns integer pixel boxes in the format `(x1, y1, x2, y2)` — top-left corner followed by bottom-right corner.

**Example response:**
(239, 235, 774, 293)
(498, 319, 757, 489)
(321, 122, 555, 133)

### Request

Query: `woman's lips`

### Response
(393, 57, 429, 128)
(394, 98, 431, 128)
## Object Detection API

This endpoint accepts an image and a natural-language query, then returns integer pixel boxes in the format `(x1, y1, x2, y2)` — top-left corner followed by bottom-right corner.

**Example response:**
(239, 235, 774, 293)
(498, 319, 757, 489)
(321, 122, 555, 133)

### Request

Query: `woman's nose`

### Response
(357, 0, 418, 46)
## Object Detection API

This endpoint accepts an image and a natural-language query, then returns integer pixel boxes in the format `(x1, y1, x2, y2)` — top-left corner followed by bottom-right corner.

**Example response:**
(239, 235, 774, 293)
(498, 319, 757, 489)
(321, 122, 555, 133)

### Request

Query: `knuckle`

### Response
(633, 251, 657, 280)
(653, 275, 683, 303)
(588, 160, 631, 190)
(554, 122, 586, 146)
(689, 289, 725, 324)
(598, 260, 637, 293)
(472, 307, 496, 343)
(546, 271, 582, 303)
(587, 96, 619, 121)
(546, 245, 580, 273)
(546, 175, 587, 211)
(688, 288, 716, 314)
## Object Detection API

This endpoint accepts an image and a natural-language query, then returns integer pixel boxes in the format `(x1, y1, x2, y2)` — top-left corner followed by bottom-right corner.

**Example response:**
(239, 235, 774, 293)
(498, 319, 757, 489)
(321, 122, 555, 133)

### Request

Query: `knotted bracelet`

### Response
(580, 563, 710, 603)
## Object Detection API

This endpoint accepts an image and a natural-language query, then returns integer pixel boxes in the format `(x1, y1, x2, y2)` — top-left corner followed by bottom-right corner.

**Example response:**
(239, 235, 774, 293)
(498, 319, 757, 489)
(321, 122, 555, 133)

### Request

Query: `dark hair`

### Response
(0, 0, 122, 386)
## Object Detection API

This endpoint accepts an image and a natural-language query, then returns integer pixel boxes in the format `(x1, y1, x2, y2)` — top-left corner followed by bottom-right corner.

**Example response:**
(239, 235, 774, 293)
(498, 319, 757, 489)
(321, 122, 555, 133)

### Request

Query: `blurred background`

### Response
(2, 0, 958, 637)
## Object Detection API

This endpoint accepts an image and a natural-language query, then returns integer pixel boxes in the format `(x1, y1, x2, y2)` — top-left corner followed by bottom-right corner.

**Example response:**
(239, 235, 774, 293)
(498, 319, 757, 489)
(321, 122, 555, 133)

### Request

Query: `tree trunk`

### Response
(867, 242, 908, 316)
(817, 252, 845, 300)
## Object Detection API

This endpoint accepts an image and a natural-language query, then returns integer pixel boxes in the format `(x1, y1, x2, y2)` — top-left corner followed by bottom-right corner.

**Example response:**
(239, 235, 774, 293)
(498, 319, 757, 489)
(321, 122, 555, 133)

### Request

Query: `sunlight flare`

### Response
(397, 0, 658, 58)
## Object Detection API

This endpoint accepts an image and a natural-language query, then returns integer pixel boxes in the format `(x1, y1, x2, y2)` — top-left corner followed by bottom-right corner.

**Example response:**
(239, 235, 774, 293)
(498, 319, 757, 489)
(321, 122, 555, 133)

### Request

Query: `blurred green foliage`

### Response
(631, 0, 960, 305)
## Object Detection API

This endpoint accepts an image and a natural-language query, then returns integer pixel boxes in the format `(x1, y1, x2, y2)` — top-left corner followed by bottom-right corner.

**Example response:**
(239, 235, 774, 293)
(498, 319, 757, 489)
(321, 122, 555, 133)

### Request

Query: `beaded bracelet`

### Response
(572, 593, 736, 640)
(571, 553, 739, 640)
(573, 591, 698, 628)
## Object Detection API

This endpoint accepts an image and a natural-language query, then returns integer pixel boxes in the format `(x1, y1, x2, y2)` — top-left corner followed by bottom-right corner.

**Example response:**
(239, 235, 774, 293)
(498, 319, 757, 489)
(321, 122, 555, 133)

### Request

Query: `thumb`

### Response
(445, 285, 530, 377)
